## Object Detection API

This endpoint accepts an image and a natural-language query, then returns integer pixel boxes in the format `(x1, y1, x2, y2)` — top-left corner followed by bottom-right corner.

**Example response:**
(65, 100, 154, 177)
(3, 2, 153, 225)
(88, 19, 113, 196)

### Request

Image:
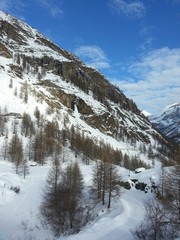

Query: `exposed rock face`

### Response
(0, 42, 12, 58)
(0, 20, 27, 44)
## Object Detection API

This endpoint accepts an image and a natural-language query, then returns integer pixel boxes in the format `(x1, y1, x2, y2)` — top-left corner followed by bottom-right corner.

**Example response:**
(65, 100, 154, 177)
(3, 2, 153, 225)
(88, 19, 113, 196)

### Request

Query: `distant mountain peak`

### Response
(151, 102, 180, 144)
(141, 110, 151, 117)
(163, 102, 180, 112)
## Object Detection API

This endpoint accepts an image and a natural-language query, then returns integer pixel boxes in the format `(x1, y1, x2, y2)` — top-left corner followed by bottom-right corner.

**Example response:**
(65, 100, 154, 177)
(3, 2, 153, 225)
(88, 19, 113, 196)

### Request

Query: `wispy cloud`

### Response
(109, 0, 146, 19)
(35, 0, 63, 18)
(139, 25, 155, 51)
(0, 0, 63, 19)
(74, 45, 110, 70)
(0, 0, 10, 12)
(0, 0, 25, 16)
(113, 47, 180, 115)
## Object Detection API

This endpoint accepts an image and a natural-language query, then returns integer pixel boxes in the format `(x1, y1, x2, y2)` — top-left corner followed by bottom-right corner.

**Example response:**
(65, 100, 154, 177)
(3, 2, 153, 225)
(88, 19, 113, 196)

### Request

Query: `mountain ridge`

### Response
(150, 102, 180, 144)
(0, 10, 171, 165)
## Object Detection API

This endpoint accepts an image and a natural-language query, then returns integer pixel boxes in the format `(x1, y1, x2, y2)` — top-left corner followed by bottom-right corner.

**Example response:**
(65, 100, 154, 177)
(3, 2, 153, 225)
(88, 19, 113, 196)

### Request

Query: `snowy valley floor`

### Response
(0, 160, 155, 240)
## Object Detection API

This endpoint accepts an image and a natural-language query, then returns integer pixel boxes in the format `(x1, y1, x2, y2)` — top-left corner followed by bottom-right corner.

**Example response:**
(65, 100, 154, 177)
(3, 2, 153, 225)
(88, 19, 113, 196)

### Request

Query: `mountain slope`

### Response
(150, 103, 180, 144)
(0, 10, 176, 240)
(0, 10, 170, 162)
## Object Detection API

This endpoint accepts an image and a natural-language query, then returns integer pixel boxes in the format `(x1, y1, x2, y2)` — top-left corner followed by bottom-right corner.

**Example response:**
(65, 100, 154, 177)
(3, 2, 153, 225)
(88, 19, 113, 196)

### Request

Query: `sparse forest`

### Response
(41, 160, 91, 235)
(1, 101, 178, 237)
(0, 50, 177, 237)
(0, 15, 179, 239)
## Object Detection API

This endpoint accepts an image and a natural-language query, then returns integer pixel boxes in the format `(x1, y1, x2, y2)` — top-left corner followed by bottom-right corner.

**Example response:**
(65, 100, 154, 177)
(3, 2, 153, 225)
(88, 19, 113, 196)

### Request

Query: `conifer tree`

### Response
(91, 157, 122, 208)
(41, 158, 62, 233)
(41, 161, 88, 235)
(20, 159, 29, 179)
(165, 165, 180, 224)
(33, 129, 46, 165)
(34, 106, 41, 127)
(9, 78, 13, 88)
(59, 161, 84, 230)
(9, 133, 23, 174)
(2, 137, 8, 160)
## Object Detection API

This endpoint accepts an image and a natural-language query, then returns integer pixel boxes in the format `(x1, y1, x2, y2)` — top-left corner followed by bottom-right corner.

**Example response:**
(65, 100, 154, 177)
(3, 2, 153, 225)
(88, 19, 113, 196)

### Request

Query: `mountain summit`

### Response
(0, 10, 170, 163)
(151, 103, 180, 144)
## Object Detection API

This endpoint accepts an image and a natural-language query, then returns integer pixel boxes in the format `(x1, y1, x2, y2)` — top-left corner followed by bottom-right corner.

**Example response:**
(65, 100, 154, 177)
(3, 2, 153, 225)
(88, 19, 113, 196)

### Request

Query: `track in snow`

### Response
(0, 162, 150, 240)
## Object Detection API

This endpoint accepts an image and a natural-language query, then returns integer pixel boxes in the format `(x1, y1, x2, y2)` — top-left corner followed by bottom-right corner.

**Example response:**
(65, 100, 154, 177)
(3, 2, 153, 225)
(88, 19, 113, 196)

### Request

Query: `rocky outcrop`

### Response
(0, 42, 12, 58)
(0, 20, 27, 45)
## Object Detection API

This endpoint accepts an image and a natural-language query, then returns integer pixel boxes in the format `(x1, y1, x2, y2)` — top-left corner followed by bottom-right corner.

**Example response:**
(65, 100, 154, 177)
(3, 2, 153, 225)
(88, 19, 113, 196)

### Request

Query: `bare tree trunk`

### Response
(108, 165, 112, 209)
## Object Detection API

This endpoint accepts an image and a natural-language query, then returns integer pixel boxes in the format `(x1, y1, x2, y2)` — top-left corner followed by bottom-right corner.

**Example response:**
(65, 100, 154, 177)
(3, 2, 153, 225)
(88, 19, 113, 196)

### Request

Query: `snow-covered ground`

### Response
(0, 60, 161, 239)
(0, 160, 158, 240)
(0, 10, 174, 240)
(0, 161, 50, 240)
(60, 190, 149, 240)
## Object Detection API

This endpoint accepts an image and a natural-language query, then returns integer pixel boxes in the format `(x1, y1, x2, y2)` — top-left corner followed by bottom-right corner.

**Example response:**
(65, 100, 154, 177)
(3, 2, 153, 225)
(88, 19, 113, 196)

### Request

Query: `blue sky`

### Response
(1, 0, 180, 115)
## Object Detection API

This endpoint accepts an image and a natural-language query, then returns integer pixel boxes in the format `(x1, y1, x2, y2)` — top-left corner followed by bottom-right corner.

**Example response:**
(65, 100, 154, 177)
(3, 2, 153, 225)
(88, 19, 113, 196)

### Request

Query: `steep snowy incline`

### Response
(0, 10, 72, 62)
(150, 103, 180, 144)
(0, 10, 171, 163)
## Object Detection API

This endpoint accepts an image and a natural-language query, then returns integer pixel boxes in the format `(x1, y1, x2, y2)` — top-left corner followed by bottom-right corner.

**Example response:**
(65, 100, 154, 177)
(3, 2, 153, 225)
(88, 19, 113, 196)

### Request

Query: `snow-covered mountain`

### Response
(150, 103, 180, 144)
(0, 10, 170, 160)
(0, 11, 174, 174)
(0, 10, 178, 240)
(141, 110, 151, 118)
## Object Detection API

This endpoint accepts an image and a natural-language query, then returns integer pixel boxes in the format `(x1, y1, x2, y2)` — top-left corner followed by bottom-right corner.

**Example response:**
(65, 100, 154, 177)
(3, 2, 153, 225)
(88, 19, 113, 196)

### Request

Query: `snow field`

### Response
(0, 159, 158, 240)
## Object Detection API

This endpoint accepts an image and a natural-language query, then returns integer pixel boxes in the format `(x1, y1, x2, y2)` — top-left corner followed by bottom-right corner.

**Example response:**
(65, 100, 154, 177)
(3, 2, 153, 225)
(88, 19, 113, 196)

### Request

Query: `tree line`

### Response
(0, 103, 153, 174)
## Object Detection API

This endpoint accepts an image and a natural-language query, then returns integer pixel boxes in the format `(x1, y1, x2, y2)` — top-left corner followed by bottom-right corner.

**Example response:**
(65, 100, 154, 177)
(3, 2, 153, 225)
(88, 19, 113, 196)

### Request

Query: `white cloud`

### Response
(0, 0, 63, 18)
(113, 47, 180, 115)
(109, 0, 146, 19)
(35, 0, 63, 18)
(0, 0, 25, 14)
(74, 45, 110, 70)
(139, 25, 155, 51)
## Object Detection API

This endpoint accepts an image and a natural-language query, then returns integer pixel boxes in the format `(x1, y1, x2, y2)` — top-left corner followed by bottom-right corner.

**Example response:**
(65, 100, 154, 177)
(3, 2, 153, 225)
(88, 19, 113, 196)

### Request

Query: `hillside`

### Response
(150, 103, 180, 144)
(0, 10, 176, 240)
(0, 10, 171, 163)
